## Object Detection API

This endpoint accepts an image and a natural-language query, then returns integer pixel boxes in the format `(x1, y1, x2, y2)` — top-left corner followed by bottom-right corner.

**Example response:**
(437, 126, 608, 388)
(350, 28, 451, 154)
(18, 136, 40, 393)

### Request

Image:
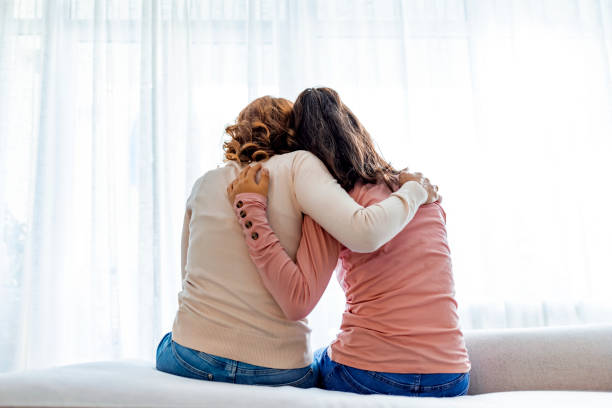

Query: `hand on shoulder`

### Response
(227, 163, 270, 204)
(399, 171, 440, 204)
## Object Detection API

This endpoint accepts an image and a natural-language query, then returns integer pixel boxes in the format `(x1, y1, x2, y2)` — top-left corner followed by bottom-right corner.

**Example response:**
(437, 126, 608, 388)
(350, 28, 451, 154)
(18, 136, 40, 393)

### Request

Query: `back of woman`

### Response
(331, 181, 470, 374)
(172, 152, 310, 370)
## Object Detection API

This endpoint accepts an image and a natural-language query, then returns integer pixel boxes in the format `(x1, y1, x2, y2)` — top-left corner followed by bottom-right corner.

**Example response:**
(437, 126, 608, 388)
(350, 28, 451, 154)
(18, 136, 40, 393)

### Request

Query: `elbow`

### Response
(284, 309, 309, 321)
(281, 284, 315, 321)
(282, 303, 312, 321)
(344, 234, 385, 253)
(345, 213, 389, 253)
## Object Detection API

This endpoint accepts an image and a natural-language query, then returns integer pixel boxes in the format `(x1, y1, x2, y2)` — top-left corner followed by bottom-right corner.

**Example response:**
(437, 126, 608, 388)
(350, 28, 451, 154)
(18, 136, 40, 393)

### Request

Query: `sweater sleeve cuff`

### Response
(233, 192, 267, 208)
(392, 181, 428, 207)
(233, 193, 272, 249)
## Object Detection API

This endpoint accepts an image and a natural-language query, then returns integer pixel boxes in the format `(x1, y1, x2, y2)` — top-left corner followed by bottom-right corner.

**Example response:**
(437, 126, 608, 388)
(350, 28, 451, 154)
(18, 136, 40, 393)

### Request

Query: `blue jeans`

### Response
(155, 332, 315, 388)
(313, 347, 469, 397)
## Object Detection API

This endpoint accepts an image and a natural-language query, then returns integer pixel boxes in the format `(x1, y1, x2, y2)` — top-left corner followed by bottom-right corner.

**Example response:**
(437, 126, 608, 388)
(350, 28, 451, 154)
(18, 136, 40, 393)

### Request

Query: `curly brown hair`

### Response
(223, 96, 297, 163)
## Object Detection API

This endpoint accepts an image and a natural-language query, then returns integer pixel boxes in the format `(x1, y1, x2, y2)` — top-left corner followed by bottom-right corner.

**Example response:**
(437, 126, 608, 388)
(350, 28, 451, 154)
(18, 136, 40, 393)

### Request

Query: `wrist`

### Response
(233, 193, 268, 245)
(397, 181, 428, 206)
(233, 192, 267, 208)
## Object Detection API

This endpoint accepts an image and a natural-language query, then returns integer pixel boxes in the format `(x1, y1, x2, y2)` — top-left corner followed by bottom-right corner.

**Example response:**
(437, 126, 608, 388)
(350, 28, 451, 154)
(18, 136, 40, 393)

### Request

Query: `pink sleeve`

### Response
(233, 193, 341, 321)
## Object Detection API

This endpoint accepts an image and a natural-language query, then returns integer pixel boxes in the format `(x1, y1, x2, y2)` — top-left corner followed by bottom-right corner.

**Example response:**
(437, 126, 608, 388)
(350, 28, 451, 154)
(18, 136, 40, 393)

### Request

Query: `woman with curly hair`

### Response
(155, 95, 434, 388)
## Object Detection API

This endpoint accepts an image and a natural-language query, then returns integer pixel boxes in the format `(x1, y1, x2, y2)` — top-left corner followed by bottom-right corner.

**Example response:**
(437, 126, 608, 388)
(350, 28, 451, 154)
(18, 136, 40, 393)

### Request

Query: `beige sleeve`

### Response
(292, 151, 428, 253)
(182, 176, 203, 281)
(185, 175, 205, 210)
(180, 208, 191, 282)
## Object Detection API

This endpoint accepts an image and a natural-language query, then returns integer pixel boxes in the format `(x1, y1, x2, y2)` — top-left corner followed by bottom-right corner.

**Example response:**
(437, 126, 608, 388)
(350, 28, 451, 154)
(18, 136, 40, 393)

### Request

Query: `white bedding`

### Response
(2, 325, 612, 407)
(0, 360, 611, 408)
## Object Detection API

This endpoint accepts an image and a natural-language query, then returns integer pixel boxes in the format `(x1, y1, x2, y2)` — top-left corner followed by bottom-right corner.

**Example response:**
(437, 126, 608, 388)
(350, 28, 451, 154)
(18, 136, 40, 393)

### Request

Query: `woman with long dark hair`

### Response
(227, 87, 470, 396)
(156, 95, 434, 387)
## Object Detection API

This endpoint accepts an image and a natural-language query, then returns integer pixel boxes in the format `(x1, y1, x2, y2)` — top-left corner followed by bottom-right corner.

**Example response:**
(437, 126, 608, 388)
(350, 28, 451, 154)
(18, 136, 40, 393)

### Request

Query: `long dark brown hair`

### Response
(291, 87, 399, 191)
(224, 96, 297, 163)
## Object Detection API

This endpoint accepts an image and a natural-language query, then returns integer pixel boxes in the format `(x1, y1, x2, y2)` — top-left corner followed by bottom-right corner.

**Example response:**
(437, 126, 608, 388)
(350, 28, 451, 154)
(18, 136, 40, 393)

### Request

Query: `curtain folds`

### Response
(1, 0, 611, 373)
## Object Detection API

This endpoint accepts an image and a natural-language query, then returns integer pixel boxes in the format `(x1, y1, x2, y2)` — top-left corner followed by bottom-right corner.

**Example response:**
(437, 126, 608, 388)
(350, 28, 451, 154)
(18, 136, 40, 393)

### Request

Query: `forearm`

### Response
(233, 193, 339, 320)
(346, 181, 429, 252)
(300, 180, 427, 252)
(294, 153, 428, 253)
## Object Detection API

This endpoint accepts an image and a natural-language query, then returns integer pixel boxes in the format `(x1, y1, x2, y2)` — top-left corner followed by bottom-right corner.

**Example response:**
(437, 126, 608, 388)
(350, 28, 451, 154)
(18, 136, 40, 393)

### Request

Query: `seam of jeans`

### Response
(338, 365, 382, 395)
(156, 333, 171, 361)
(236, 365, 308, 376)
(322, 359, 340, 385)
(321, 367, 335, 387)
(279, 367, 314, 387)
(365, 371, 419, 391)
(419, 373, 468, 392)
(171, 341, 214, 379)
(193, 349, 231, 369)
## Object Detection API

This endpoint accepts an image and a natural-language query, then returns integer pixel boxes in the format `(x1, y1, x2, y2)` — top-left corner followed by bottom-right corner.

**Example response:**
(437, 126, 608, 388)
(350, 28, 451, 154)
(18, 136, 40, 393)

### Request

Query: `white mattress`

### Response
(0, 360, 611, 408)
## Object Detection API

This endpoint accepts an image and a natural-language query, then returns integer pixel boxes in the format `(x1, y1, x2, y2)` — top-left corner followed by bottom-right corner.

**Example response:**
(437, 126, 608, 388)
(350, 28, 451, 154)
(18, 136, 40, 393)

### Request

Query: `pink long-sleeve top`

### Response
(233, 181, 471, 374)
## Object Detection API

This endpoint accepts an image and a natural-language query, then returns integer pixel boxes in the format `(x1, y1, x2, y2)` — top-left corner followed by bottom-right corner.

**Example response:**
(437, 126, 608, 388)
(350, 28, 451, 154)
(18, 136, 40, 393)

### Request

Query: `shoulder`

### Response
(186, 164, 238, 208)
(289, 150, 321, 163)
(192, 167, 221, 187)
(289, 150, 329, 173)
(415, 201, 447, 224)
(190, 163, 238, 194)
(431, 201, 447, 223)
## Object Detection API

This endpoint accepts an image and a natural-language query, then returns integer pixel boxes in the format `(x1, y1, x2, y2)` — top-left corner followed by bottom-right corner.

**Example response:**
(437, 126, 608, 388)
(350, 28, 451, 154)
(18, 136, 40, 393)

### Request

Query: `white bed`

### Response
(1, 325, 611, 408)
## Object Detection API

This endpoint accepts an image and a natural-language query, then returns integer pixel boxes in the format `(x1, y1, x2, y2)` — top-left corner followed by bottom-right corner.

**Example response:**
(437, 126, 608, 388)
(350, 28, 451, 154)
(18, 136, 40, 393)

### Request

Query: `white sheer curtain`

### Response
(1, 0, 611, 373)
